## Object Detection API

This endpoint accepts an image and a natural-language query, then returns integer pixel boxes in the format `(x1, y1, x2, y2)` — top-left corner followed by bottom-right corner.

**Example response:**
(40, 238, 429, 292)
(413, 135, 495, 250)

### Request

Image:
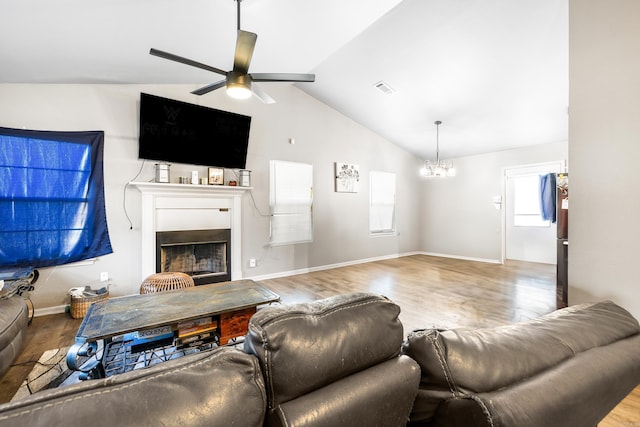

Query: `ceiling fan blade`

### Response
(251, 73, 316, 83)
(150, 48, 228, 76)
(191, 80, 227, 96)
(233, 30, 257, 74)
(252, 84, 276, 104)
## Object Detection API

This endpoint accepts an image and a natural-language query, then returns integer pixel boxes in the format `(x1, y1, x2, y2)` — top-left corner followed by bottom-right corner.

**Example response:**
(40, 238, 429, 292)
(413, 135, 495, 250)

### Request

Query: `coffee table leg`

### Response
(66, 340, 106, 379)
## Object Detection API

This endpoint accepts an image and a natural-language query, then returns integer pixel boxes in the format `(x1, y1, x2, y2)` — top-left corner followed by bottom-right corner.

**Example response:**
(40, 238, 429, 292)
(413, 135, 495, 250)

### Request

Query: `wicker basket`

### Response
(140, 272, 195, 294)
(70, 291, 109, 319)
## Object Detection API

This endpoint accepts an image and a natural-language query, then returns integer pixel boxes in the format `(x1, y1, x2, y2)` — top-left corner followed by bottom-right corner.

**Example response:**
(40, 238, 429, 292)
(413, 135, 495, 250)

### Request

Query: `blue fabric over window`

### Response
(0, 127, 113, 268)
(539, 173, 556, 223)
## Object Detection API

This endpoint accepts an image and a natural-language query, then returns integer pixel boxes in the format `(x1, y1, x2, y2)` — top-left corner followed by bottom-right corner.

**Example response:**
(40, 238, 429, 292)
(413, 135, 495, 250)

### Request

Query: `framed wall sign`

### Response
(208, 168, 224, 185)
(335, 162, 360, 193)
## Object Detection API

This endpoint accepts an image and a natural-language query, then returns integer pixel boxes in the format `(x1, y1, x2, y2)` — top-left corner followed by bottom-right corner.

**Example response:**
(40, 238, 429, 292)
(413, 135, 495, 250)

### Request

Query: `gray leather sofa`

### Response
(0, 296, 28, 378)
(0, 295, 638, 427)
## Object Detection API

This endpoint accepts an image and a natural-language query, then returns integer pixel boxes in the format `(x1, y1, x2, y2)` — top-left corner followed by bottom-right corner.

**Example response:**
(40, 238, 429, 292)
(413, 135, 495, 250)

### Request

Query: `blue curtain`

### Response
(539, 173, 556, 223)
(0, 127, 113, 269)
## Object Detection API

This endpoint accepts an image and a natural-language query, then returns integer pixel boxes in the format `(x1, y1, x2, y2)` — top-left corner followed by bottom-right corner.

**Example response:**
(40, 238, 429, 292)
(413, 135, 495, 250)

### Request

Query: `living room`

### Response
(1, 1, 638, 323)
(1, 1, 639, 425)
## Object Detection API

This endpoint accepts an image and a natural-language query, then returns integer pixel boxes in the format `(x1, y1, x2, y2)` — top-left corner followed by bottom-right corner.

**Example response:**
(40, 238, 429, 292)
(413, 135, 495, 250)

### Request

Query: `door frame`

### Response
(500, 160, 567, 263)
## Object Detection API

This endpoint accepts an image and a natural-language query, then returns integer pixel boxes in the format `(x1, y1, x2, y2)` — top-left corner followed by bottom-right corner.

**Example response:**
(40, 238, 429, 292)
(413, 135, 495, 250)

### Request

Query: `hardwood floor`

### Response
(259, 254, 559, 333)
(0, 255, 637, 425)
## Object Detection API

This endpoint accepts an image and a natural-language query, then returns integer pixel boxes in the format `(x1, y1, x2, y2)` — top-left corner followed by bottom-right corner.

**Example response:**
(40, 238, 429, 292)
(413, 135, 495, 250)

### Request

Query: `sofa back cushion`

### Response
(244, 292, 406, 408)
(0, 347, 266, 427)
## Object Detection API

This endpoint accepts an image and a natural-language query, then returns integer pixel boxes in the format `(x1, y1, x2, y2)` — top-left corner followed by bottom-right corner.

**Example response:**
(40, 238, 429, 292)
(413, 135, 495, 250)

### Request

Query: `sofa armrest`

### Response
(403, 300, 640, 426)
(431, 335, 640, 427)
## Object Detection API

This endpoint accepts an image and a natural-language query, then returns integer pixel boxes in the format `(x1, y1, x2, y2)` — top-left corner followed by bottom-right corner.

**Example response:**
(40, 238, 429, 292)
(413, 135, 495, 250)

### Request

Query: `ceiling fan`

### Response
(149, 0, 315, 104)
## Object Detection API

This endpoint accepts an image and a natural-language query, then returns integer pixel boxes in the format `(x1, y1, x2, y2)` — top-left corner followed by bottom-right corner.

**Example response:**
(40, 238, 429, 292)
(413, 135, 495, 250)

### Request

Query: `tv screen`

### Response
(138, 93, 251, 168)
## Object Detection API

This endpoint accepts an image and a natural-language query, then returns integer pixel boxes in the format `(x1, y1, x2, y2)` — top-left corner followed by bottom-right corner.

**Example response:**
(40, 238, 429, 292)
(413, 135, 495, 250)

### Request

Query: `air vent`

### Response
(373, 80, 396, 95)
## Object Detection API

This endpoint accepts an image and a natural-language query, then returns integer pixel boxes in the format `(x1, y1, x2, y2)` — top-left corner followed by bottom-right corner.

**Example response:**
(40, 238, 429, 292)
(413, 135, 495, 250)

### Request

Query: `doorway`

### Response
(503, 161, 565, 264)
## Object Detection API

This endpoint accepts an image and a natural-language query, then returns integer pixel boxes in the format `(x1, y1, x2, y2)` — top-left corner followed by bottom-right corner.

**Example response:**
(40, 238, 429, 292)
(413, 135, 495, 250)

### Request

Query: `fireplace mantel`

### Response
(129, 181, 252, 197)
(130, 181, 250, 284)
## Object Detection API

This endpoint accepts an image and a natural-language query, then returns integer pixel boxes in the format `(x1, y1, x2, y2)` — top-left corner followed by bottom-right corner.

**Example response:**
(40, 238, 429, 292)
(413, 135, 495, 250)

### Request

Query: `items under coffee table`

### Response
(66, 279, 279, 379)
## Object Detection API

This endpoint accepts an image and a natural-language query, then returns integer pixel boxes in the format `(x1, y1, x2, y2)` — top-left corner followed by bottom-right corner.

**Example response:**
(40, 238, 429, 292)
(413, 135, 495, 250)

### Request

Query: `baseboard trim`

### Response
(34, 305, 68, 317)
(419, 251, 502, 264)
(244, 251, 423, 281)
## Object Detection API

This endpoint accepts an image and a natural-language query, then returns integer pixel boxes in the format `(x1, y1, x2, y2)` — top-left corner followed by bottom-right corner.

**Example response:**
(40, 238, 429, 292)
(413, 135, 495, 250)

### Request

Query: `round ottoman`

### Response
(140, 272, 195, 294)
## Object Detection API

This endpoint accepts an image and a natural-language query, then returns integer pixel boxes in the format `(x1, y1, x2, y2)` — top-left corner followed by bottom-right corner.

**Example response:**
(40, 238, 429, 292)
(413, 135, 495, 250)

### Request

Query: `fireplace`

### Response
(130, 181, 249, 284)
(156, 229, 231, 285)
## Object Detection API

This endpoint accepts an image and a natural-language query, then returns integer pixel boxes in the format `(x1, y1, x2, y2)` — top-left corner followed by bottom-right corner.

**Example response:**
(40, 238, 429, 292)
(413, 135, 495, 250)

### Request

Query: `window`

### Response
(0, 127, 113, 269)
(370, 171, 396, 234)
(513, 174, 550, 227)
(269, 160, 313, 245)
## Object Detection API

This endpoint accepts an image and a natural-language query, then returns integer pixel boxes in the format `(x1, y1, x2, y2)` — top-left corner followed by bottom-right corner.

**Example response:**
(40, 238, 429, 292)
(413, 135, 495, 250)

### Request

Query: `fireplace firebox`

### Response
(155, 229, 231, 285)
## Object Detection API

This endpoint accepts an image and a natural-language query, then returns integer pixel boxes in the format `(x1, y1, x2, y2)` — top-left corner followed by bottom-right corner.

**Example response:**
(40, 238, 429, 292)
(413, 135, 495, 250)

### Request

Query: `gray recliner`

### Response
(244, 292, 422, 427)
(0, 296, 28, 379)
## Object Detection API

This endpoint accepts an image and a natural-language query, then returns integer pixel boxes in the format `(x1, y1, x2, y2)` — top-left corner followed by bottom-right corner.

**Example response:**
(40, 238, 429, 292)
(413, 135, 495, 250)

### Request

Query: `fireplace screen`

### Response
(156, 229, 231, 285)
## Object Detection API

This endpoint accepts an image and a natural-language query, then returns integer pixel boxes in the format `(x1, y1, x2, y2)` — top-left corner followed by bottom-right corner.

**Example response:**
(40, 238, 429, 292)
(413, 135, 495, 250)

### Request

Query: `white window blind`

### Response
(369, 171, 396, 234)
(269, 160, 313, 245)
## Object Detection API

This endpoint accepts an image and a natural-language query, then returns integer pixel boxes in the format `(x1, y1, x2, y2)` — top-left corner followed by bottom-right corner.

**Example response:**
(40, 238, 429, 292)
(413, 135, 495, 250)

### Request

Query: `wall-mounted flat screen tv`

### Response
(138, 93, 251, 168)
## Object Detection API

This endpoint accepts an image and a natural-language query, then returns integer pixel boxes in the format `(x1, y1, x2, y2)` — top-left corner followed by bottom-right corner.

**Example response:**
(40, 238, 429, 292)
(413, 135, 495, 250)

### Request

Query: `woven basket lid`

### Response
(140, 272, 195, 294)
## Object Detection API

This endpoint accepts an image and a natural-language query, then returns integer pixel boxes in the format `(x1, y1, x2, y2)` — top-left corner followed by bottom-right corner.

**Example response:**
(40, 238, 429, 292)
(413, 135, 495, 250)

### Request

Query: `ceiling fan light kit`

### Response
(149, 0, 315, 103)
(227, 72, 252, 99)
(420, 120, 456, 178)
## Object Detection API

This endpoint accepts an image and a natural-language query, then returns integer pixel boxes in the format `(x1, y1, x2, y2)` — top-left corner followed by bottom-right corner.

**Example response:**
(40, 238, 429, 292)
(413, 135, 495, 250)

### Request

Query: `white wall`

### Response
(569, 0, 640, 319)
(0, 83, 423, 312)
(421, 142, 568, 262)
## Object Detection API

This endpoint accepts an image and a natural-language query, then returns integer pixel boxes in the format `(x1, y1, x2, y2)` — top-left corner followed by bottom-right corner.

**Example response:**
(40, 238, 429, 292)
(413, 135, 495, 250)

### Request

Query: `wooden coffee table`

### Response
(66, 279, 279, 379)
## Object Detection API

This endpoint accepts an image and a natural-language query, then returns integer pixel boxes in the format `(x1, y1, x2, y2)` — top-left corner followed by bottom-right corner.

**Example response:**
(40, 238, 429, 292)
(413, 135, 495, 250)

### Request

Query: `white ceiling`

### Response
(1, 0, 568, 161)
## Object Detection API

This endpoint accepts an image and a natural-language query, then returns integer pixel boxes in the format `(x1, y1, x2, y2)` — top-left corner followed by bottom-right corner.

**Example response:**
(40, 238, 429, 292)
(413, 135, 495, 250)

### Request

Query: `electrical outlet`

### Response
(249, 259, 257, 268)
(100, 271, 109, 282)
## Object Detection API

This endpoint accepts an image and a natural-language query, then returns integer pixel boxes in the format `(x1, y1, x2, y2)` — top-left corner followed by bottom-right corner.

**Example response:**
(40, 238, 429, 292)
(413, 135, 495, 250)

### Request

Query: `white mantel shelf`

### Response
(130, 181, 250, 284)
(129, 181, 252, 195)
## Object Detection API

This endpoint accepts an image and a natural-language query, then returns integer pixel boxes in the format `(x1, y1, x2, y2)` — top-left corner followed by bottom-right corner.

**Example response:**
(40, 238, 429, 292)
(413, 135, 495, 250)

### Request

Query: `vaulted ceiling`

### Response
(1, 0, 568, 161)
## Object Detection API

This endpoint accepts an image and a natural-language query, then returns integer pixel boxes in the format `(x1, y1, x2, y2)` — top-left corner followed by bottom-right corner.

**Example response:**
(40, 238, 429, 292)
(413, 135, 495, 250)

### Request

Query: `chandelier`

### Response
(419, 120, 456, 178)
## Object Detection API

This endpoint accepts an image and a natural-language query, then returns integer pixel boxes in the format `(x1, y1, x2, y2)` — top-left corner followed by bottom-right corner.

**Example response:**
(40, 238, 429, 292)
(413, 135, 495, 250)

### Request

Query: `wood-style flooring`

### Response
(0, 255, 637, 425)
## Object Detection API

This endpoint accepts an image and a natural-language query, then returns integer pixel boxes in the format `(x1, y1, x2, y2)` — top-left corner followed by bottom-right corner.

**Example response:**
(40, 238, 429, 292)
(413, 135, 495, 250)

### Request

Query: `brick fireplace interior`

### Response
(156, 229, 231, 285)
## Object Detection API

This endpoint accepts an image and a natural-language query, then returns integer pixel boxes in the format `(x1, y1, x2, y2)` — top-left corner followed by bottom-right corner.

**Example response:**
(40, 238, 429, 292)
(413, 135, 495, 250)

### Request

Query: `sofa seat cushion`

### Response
(0, 347, 266, 427)
(402, 300, 640, 426)
(0, 296, 28, 378)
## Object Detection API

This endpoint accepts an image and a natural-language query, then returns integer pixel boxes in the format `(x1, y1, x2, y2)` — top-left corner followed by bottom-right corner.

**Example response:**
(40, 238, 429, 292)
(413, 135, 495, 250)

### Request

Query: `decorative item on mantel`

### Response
(208, 167, 224, 185)
(238, 169, 251, 187)
(154, 163, 170, 183)
(140, 272, 195, 294)
(419, 120, 456, 178)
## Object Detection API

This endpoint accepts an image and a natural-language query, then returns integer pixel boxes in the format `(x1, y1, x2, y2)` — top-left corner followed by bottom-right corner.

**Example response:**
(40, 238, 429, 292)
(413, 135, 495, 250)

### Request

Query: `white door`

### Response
(504, 162, 564, 264)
